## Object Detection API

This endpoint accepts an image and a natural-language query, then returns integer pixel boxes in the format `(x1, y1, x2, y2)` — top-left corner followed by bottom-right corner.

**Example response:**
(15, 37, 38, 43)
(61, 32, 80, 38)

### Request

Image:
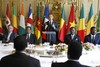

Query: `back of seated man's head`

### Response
(67, 41, 82, 60)
(14, 35, 27, 51)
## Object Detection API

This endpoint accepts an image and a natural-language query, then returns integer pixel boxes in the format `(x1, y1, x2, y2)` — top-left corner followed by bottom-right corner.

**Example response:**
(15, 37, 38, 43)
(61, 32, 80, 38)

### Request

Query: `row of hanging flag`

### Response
(0, 3, 100, 43)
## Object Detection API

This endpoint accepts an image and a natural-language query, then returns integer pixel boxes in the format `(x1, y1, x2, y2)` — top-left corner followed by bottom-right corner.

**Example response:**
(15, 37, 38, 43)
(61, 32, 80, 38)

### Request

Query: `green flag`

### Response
(97, 11, 100, 32)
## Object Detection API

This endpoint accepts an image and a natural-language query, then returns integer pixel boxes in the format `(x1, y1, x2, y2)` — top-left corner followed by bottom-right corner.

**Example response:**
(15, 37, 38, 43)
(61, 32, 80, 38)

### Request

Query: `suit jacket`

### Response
(2, 32, 17, 43)
(0, 34, 3, 40)
(64, 34, 81, 45)
(44, 21, 58, 45)
(52, 60, 89, 67)
(23, 33, 37, 44)
(0, 52, 40, 67)
(84, 33, 100, 45)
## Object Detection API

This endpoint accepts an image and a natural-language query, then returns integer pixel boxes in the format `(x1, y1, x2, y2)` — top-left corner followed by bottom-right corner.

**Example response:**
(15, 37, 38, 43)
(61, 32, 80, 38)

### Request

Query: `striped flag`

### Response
(97, 11, 100, 32)
(0, 18, 3, 33)
(35, 4, 41, 40)
(42, 4, 49, 40)
(77, 4, 85, 42)
(6, 4, 11, 28)
(18, 3, 26, 35)
(86, 4, 94, 35)
(43, 4, 49, 23)
(66, 4, 76, 34)
(12, 5, 18, 33)
(27, 4, 34, 34)
(58, 5, 66, 42)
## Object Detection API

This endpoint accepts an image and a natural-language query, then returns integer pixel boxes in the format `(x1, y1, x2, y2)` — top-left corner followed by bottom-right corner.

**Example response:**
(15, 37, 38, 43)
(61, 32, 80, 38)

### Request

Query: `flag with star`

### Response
(35, 4, 41, 40)
(66, 4, 76, 34)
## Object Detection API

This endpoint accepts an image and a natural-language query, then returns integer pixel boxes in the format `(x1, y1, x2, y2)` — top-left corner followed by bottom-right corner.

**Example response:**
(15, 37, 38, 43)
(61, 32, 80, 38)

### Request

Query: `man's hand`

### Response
(52, 24, 56, 29)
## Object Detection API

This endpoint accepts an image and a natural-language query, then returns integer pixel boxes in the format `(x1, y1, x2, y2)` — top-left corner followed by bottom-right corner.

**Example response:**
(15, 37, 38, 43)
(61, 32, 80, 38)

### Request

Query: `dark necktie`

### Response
(92, 35, 95, 43)
(27, 34, 30, 42)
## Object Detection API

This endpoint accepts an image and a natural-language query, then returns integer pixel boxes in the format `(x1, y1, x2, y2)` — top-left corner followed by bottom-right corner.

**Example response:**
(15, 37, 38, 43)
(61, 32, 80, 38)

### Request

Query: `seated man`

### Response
(0, 35, 41, 67)
(2, 25, 17, 43)
(52, 41, 89, 67)
(22, 26, 37, 44)
(84, 26, 100, 45)
(64, 27, 81, 45)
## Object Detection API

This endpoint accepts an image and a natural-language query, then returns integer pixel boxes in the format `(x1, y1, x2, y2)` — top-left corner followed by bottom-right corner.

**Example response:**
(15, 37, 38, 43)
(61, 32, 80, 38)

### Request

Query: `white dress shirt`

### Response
(7, 32, 12, 42)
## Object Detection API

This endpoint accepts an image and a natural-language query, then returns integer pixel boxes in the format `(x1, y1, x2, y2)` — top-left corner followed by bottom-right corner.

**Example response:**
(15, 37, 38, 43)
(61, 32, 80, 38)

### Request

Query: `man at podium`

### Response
(44, 13, 58, 45)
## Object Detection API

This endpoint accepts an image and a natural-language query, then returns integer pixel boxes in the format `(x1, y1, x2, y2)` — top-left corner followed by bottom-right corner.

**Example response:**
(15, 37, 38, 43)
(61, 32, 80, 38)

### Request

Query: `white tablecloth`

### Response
(0, 43, 100, 67)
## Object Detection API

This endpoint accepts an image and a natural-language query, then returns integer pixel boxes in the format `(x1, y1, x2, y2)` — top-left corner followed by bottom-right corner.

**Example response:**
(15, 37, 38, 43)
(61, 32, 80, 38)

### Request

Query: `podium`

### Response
(42, 31, 56, 44)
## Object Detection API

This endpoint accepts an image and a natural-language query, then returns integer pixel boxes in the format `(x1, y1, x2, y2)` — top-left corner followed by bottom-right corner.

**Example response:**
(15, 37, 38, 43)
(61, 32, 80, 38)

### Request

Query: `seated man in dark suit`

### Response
(52, 41, 89, 67)
(0, 35, 41, 67)
(64, 27, 81, 45)
(84, 26, 100, 45)
(22, 26, 37, 44)
(2, 25, 17, 43)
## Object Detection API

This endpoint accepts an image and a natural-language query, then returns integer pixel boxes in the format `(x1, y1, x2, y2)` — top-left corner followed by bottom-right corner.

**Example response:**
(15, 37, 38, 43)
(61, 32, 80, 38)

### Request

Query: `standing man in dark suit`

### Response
(23, 26, 37, 44)
(84, 26, 100, 45)
(52, 41, 89, 67)
(2, 25, 17, 43)
(0, 35, 41, 67)
(44, 13, 58, 45)
(64, 27, 81, 45)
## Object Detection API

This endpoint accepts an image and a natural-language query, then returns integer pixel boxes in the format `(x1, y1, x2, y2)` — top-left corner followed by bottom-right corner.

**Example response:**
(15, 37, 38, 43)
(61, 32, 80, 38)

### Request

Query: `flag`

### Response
(86, 4, 94, 35)
(43, 4, 49, 23)
(27, 4, 34, 34)
(6, 4, 11, 28)
(0, 18, 3, 33)
(77, 4, 85, 42)
(66, 4, 76, 34)
(97, 11, 100, 32)
(58, 5, 66, 42)
(12, 5, 18, 33)
(35, 4, 41, 39)
(18, 3, 26, 35)
(42, 4, 49, 40)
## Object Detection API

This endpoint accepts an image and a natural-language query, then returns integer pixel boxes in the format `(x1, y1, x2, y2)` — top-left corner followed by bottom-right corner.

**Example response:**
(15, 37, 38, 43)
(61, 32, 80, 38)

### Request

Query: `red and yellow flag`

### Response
(77, 4, 85, 42)
(12, 5, 18, 33)
(58, 5, 66, 42)
(66, 4, 75, 34)
(86, 4, 94, 35)
(35, 4, 41, 40)
(0, 18, 3, 33)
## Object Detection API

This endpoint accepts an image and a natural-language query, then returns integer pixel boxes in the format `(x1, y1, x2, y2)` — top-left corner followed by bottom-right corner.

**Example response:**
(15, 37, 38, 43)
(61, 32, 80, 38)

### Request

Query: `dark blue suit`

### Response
(52, 60, 89, 67)
(23, 33, 37, 44)
(64, 34, 81, 45)
(0, 52, 40, 67)
(2, 32, 17, 43)
(45, 21, 58, 45)
(84, 33, 100, 45)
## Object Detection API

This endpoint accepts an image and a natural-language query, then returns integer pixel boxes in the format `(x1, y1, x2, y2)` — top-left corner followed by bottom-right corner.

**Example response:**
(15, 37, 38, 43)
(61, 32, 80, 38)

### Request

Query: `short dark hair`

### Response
(70, 27, 76, 30)
(14, 35, 27, 51)
(26, 26, 31, 30)
(90, 26, 96, 31)
(8, 24, 13, 28)
(67, 41, 82, 60)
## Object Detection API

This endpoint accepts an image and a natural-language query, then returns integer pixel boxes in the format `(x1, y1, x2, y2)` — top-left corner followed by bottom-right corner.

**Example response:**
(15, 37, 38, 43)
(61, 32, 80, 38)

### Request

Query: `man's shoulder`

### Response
(1, 54, 14, 61)
(85, 34, 90, 38)
(64, 61, 90, 67)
